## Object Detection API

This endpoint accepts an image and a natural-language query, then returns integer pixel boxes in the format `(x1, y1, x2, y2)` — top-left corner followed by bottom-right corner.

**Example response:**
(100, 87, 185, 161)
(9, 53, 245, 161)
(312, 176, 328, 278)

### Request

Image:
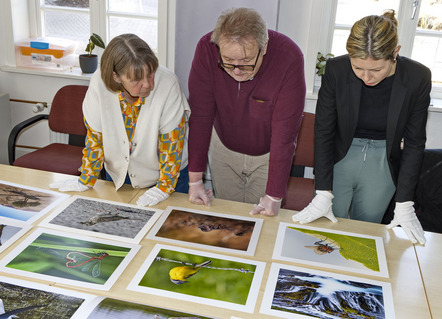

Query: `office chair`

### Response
(8, 85, 88, 176)
(282, 112, 315, 211)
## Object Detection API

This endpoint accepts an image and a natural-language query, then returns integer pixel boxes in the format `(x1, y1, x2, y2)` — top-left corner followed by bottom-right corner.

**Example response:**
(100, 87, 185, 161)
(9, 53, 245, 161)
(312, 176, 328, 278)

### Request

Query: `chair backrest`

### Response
(293, 112, 315, 167)
(48, 85, 88, 136)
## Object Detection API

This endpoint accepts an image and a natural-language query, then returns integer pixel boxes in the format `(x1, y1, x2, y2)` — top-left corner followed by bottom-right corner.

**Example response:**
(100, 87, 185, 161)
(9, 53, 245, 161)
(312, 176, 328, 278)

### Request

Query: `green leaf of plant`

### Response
(91, 33, 106, 49)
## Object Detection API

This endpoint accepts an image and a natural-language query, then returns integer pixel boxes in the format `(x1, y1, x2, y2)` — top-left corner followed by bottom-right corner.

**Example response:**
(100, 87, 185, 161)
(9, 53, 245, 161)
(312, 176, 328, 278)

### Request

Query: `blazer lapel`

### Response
(347, 76, 361, 139)
(386, 64, 408, 155)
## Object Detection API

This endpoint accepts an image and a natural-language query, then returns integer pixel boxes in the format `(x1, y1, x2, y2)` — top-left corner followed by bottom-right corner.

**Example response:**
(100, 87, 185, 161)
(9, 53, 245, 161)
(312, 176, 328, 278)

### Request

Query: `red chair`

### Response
(8, 85, 88, 176)
(282, 112, 315, 211)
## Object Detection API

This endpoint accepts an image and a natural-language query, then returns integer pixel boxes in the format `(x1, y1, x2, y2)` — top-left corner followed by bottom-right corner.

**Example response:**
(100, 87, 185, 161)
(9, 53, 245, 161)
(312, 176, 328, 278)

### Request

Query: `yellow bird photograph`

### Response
(169, 260, 212, 284)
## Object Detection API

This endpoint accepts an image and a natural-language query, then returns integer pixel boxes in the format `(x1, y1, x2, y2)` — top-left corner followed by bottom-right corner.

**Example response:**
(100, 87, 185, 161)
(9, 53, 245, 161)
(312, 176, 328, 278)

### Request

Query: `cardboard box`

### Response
(15, 37, 78, 71)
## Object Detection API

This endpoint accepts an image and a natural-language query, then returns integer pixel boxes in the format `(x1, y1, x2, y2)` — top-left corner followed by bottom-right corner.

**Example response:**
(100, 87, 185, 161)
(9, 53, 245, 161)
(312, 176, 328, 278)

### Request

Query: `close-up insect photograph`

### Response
(273, 222, 389, 277)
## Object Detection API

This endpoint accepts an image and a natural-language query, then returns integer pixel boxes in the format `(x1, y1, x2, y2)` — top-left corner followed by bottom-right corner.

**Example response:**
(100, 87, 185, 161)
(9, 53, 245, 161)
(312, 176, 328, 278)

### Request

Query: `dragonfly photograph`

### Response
(0, 228, 140, 290)
(272, 222, 389, 277)
(0, 180, 69, 223)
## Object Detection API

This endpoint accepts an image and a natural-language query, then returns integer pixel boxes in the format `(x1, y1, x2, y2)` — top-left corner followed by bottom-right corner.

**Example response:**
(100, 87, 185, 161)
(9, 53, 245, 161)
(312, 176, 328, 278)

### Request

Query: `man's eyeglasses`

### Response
(218, 49, 261, 72)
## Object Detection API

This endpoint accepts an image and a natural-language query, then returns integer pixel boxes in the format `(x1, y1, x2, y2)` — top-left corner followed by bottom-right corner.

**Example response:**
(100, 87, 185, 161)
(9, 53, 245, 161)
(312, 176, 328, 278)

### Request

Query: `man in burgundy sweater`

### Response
(187, 7, 306, 216)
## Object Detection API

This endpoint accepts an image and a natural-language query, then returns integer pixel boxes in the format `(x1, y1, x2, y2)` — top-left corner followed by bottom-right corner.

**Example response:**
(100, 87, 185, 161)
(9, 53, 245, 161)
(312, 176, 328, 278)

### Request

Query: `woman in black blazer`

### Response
(293, 10, 431, 245)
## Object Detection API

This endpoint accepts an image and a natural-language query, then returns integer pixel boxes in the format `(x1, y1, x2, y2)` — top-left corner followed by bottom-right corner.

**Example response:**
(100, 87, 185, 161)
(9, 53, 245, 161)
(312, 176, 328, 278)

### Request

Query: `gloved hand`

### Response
(49, 179, 90, 192)
(249, 195, 281, 216)
(188, 180, 213, 206)
(387, 201, 426, 245)
(292, 190, 338, 224)
(137, 187, 169, 206)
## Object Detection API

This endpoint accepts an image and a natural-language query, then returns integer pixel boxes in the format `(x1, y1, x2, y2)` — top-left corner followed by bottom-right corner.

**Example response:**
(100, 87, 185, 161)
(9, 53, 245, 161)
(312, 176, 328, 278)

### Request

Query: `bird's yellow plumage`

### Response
(169, 260, 211, 284)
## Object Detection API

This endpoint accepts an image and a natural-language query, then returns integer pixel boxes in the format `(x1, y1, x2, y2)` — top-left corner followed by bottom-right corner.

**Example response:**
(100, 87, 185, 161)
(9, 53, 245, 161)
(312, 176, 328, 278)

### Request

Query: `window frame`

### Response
(30, 0, 172, 68)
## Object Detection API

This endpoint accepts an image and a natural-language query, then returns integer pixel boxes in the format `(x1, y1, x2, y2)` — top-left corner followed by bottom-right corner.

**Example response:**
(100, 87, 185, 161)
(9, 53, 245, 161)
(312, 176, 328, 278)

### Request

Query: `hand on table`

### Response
(49, 179, 90, 192)
(249, 195, 281, 216)
(292, 190, 337, 224)
(188, 180, 213, 206)
(137, 187, 169, 207)
(387, 201, 426, 245)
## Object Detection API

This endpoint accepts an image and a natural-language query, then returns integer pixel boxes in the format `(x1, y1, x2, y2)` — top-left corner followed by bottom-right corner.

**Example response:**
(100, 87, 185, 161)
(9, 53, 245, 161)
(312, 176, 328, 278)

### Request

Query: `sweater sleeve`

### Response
(155, 115, 186, 194)
(187, 34, 217, 173)
(78, 119, 104, 187)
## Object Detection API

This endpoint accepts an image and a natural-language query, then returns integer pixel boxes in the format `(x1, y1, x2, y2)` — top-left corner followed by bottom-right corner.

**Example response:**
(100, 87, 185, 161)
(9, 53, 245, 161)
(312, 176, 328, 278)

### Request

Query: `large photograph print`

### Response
(72, 296, 215, 319)
(260, 263, 395, 319)
(0, 218, 32, 254)
(273, 222, 389, 277)
(0, 275, 96, 319)
(0, 228, 140, 291)
(146, 206, 262, 255)
(39, 195, 162, 244)
(127, 244, 265, 313)
(0, 180, 69, 223)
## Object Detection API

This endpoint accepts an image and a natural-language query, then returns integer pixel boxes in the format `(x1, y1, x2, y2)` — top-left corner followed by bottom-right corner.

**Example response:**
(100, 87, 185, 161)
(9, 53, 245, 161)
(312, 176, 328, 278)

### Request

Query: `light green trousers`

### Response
(332, 138, 396, 223)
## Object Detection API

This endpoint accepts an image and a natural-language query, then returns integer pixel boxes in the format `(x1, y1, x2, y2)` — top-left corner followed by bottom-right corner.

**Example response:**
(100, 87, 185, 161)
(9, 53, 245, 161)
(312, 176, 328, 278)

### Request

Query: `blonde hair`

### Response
(211, 7, 268, 50)
(100, 34, 158, 92)
(346, 10, 398, 61)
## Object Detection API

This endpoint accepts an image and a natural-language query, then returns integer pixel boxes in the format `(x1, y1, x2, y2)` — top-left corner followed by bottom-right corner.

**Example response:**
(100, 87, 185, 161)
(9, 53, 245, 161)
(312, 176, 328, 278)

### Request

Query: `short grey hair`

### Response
(211, 7, 268, 50)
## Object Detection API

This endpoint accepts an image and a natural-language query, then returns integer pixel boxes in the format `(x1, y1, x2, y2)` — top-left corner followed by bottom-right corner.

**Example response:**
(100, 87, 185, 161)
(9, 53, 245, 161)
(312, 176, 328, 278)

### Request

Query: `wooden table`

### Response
(0, 165, 435, 318)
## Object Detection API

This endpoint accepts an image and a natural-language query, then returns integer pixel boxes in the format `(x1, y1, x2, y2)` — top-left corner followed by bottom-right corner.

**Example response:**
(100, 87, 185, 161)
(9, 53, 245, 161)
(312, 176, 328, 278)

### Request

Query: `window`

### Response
(34, 0, 163, 61)
(328, 0, 442, 98)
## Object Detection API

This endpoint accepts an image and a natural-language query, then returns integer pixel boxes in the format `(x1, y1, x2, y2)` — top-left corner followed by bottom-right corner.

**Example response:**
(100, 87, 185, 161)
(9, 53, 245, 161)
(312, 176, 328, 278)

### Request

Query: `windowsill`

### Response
(0, 65, 93, 81)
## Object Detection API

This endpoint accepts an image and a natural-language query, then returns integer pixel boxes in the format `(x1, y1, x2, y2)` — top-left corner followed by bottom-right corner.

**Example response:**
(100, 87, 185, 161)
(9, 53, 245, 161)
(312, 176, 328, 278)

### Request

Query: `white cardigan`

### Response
(83, 66, 190, 190)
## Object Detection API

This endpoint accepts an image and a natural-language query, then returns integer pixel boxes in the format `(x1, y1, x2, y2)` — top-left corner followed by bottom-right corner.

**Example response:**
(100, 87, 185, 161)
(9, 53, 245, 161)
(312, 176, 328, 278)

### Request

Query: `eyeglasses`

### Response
(218, 49, 261, 72)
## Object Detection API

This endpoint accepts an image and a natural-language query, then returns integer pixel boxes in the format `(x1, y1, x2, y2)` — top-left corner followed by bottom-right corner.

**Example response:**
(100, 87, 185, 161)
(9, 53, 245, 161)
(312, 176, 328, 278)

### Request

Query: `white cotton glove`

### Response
(292, 190, 338, 224)
(188, 180, 213, 206)
(136, 187, 169, 207)
(386, 201, 426, 245)
(249, 195, 282, 216)
(49, 179, 90, 192)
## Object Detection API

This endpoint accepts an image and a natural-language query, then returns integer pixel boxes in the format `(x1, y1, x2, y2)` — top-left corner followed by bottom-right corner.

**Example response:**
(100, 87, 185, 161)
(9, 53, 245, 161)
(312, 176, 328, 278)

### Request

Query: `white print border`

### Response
(127, 243, 265, 313)
(146, 206, 262, 256)
(272, 222, 389, 278)
(260, 262, 395, 319)
(39, 195, 162, 244)
(0, 180, 69, 224)
(0, 227, 140, 291)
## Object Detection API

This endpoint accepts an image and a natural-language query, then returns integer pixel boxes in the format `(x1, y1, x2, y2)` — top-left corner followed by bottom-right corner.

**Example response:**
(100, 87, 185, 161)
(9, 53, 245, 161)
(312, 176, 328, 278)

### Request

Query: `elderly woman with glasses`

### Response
(187, 7, 306, 216)
(50, 34, 190, 207)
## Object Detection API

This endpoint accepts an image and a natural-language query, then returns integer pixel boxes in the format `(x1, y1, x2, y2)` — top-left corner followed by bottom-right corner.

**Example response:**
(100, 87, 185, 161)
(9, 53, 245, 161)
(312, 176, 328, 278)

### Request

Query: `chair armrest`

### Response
(8, 114, 49, 165)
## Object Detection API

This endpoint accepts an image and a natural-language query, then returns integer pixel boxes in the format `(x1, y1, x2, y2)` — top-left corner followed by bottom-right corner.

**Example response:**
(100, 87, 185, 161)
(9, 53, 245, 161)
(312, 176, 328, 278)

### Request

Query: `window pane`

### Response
(412, 0, 442, 86)
(335, 0, 400, 25)
(417, 0, 442, 31)
(412, 36, 442, 86)
(109, 17, 158, 52)
(331, 29, 350, 56)
(108, 0, 157, 15)
(44, 0, 89, 8)
(44, 10, 90, 54)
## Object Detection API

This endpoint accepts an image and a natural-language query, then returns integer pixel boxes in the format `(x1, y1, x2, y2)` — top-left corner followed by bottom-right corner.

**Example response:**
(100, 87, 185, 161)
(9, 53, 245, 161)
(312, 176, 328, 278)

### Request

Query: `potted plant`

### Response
(316, 52, 334, 76)
(79, 33, 106, 74)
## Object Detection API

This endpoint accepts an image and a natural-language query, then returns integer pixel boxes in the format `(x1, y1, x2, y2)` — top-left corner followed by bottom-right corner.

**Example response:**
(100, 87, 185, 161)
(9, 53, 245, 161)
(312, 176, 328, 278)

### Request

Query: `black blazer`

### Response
(314, 54, 431, 202)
